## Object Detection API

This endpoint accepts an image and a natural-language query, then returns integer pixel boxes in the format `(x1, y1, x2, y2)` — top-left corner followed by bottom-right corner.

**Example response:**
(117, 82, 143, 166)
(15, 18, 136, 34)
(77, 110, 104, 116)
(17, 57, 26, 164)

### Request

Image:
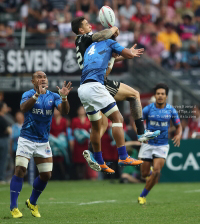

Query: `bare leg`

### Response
(145, 158, 165, 191)
(114, 83, 144, 134)
(90, 119, 102, 152)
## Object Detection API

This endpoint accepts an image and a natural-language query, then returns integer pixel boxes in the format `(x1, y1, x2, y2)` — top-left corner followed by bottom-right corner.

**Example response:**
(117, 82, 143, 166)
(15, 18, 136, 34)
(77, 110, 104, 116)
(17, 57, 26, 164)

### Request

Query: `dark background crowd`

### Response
(1, 0, 200, 69)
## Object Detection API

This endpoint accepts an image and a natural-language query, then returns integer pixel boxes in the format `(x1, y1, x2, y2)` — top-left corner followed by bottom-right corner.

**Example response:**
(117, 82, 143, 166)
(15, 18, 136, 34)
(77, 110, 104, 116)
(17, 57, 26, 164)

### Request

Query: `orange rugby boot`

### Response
(118, 156, 143, 166)
(100, 163, 115, 174)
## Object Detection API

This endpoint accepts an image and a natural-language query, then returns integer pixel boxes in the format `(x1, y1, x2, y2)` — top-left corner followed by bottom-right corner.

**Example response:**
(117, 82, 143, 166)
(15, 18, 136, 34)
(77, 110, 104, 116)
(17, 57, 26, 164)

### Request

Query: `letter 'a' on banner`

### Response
(160, 139, 200, 182)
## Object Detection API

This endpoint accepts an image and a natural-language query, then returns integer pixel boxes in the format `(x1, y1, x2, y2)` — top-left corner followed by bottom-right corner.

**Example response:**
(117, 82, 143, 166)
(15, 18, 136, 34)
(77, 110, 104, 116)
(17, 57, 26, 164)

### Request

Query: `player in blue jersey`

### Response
(78, 38, 158, 173)
(138, 83, 182, 205)
(10, 71, 72, 218)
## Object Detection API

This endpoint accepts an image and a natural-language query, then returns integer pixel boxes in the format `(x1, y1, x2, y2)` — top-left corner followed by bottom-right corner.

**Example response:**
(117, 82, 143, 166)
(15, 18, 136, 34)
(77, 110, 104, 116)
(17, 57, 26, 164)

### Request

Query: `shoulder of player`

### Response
(22, 89, 35, 96)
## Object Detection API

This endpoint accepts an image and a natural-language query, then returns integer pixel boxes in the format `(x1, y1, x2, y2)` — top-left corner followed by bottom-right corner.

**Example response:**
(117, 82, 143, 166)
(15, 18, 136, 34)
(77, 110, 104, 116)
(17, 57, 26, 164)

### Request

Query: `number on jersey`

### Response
(88, 45, 96, 55)
(76, 46, 83, 69)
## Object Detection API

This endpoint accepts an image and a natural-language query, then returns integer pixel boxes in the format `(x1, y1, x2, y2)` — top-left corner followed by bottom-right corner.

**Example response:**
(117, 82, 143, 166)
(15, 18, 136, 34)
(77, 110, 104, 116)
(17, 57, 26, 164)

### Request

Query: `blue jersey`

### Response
(81, 39, 125, 84)
(20, 89, 62, 143)
(143, 103, 180, 146)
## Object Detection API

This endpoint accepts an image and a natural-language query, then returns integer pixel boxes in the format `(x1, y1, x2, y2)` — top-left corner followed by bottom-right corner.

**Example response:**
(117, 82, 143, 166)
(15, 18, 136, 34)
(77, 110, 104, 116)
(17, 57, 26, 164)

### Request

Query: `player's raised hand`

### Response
(172, 134, 181, 147)
(57, 81, 73, 98)
(130, 44, 144, 57)
(36, 80, 48, 95)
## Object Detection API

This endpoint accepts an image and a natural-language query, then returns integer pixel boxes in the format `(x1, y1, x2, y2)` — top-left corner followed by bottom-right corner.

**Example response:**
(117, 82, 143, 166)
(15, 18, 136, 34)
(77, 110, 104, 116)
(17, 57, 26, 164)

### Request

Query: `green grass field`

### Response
(0, 180, 200, 224)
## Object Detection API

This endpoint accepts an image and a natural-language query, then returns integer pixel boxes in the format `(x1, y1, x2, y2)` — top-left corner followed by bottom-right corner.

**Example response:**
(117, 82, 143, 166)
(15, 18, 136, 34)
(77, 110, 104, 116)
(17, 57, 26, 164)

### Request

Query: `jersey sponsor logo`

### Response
(32, 108, 44, 115)
(46, 110, 52, 115)
(32, 108, 52, 115)
(48, 99, 53, 106)
(150, 120, 168, 127)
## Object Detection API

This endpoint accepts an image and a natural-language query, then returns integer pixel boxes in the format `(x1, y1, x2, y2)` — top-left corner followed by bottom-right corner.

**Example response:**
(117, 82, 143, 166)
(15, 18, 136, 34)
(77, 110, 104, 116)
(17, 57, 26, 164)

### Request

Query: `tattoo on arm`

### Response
(129, 97, 143, 120)
(92, 29, 113, 42)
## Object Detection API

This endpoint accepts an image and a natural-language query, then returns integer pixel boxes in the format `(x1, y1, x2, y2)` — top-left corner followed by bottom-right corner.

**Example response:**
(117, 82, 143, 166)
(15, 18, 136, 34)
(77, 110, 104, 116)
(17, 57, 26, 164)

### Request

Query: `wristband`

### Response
(58, 89, 67, 99)
(108, 57, 115, 69)
(32, 94, 38, 100)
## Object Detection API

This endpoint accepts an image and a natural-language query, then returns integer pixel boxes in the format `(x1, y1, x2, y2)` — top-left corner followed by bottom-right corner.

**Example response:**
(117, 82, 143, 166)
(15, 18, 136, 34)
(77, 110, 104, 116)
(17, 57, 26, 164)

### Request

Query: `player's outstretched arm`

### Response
(172, 124, 182, 147)
(115, 44, 144, 62)
(57, 81, 73, 115)
(92, 26, 119, 42)
(20, 80, 48, 113)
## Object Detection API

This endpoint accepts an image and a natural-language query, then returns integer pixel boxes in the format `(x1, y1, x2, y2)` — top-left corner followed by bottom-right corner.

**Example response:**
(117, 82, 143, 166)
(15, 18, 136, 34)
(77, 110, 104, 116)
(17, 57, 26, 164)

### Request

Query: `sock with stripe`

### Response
(10, 175, 23, 210)
(29, 176, 48, 205)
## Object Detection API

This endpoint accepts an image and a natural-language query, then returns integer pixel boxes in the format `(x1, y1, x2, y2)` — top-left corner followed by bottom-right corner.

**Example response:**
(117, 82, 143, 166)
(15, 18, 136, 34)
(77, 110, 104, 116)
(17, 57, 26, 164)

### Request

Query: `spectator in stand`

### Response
(154, 17, 165, 33)
(71, 106, 97, 180)
(159, 0, 176, 23)
(0, 102, 12, 184)
(157, 22, 182, 51)
(182, 43, 200, 68)
(76, 0, 94, 13)
(137, 23, 155, 48)
(178, 14, 198, 42)
(116, 18, 134, 48)
(58, 12, 72, 37)
(145, 0, 160, 21)
(188, 105, 200, 138)
(131, 2, 152, 24)
(50, 108, 67, 180)
(162, 43, 182, 69)
(119, 0, 137, 20)
(10, 112, 24, 165)
(146, 32, 165, 64)
(20, 0, 29, 22)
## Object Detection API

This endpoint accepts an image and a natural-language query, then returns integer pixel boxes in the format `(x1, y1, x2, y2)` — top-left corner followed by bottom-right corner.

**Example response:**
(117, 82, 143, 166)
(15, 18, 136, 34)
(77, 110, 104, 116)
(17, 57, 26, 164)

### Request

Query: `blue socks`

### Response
(117, 145, 128, 160)
(94, 152, 104, 165)
(140, 188, 150, 197)
(30, 176, 47, 205)
(10, 175, 23, 210)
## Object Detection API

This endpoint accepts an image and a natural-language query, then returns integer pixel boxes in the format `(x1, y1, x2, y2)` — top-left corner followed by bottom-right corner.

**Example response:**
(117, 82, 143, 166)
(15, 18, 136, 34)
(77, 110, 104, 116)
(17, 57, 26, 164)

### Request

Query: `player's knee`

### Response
(127, 90, 140, 100)
(14, 166, 26, 178)
(112, 111, 124, 124)
(152, 170, 161, 179)
(40, 172, 52, 182)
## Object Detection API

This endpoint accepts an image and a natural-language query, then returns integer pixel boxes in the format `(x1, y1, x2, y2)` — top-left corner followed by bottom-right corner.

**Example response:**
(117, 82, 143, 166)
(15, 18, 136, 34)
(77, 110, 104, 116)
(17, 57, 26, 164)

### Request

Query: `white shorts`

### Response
(78, 82, 116, 113)
(16, 137, 52, 159)
(138, 143, 169, 160)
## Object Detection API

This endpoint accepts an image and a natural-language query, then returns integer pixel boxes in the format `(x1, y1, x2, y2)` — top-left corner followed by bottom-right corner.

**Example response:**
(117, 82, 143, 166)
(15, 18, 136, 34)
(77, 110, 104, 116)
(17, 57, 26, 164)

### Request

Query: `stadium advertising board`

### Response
(0, 49, 128, 75)
(161, 139, 200, 182)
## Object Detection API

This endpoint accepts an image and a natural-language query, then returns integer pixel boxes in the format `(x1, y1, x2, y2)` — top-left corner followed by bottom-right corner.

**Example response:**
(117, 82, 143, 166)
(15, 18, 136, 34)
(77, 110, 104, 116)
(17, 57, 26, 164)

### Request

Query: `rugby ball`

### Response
(99, 6, 115, 28)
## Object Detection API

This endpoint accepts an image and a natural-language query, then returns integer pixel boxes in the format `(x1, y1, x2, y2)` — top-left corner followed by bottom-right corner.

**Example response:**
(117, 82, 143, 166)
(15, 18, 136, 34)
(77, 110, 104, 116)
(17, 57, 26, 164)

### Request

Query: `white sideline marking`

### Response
(184, 189, 200, 193)
(79, 200, 116, 205)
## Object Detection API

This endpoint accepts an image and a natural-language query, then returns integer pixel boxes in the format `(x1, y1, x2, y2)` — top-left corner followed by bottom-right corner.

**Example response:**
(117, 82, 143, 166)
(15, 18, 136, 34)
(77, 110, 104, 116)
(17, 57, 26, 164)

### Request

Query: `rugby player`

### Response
(71, 17, 159, 143)
(10, 71, 72, 218)
(138, 83, 182, 205)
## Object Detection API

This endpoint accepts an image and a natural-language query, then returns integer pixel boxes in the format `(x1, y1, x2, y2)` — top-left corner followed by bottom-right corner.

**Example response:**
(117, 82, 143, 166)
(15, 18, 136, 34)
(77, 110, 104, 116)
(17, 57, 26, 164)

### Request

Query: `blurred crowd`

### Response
(1, 0, 200, 69)
(0, 90, 200, 183)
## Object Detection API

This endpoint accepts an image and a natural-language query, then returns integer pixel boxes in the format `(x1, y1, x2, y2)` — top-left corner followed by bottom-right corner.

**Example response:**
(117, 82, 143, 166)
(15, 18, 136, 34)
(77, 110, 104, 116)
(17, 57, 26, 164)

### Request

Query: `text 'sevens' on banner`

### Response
(0, 49, 128, 75)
